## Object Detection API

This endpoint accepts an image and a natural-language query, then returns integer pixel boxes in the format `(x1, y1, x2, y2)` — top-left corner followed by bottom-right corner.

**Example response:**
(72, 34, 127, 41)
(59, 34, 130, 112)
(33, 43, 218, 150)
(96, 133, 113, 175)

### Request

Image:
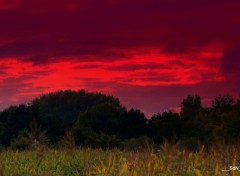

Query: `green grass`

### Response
(0, 144, 239, 176)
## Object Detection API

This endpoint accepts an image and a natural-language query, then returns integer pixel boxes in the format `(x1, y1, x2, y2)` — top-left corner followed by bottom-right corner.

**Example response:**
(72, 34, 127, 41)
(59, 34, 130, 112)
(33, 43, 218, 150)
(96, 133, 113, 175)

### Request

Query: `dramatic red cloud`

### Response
(0, 0, 240, 116)
(0, 47, 226, 116)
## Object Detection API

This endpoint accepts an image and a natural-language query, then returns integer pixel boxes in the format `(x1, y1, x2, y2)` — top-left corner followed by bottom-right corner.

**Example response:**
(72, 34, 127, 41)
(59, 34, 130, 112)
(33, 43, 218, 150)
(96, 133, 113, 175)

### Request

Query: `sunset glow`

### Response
(0, 0, 240, 116)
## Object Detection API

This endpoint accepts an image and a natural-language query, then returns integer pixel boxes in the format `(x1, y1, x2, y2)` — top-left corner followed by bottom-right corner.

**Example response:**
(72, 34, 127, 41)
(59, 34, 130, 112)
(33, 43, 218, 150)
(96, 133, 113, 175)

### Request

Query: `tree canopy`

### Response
(0, 90, 239, 150)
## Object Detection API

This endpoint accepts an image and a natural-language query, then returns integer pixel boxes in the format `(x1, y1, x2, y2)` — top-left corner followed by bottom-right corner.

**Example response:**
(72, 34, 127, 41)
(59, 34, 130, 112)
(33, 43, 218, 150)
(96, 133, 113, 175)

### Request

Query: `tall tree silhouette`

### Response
(120, 109, 148, 139)
(149, 111, 180, 144)
(211, 94, 234, 115)
(180, 95, 202, 121)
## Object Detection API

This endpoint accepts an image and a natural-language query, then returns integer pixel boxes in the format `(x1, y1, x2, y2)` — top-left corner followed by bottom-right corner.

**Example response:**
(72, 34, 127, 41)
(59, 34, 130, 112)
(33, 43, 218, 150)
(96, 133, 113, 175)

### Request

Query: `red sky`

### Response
(0, 0, 240, 117)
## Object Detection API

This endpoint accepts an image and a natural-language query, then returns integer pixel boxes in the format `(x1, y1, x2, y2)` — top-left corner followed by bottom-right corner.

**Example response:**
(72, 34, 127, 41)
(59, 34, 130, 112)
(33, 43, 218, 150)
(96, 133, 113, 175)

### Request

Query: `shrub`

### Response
(122, 136, 154, 150)
(178, 137, 200, 152)
(59, 128, 76, 149)
(10, 130, 29, 150)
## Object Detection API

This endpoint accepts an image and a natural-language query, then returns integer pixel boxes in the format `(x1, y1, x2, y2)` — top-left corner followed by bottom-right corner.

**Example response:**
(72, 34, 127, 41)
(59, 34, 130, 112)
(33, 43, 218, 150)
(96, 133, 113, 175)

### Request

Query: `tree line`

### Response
(0, 89, 239, 151)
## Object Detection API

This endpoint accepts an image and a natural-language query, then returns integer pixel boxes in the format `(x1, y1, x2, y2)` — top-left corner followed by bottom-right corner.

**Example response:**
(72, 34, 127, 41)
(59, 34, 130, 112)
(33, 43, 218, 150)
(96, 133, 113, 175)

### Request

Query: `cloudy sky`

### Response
(0, 0, 240, 117)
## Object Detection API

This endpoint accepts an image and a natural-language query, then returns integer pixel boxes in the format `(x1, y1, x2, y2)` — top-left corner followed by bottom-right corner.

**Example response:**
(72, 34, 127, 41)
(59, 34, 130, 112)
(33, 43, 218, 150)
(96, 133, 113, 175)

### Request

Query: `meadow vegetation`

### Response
(0, 143, 240, 176)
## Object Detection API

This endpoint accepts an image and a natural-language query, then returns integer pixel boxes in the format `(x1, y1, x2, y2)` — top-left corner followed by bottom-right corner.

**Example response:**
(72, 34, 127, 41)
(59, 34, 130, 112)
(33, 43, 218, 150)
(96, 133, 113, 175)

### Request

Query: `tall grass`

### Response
(0, 143, 239, 175)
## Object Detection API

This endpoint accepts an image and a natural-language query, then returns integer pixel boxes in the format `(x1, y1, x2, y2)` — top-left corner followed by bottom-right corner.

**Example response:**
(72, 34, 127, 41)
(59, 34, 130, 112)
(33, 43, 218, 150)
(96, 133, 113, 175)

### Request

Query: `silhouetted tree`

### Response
(73, 103, 125, 147)
(32, 89, 121, 142)
(75, 103, 123, 135)
(0, 104, 39, 146)
(180, 95, 202, 121)
(148, 111, 180, 144)
(212, 111, 240, 144)
(119, 109, 148, 139)
(1, 89, 240, 149)
(210, 94, 234, 125)
(212, 94, 234, 114)
(234, 99, 240, 114)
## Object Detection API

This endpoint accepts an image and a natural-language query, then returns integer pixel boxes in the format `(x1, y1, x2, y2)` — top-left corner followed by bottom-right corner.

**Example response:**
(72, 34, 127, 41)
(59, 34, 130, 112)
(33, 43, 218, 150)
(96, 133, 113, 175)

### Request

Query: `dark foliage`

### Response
(0, 89, 240, 150)
(180, 95, 202, 121)
(119, 108, 148, 139)
(31, 89, 121, 142)
(0, 104, 39, 146)
(148, 111, 180, 144)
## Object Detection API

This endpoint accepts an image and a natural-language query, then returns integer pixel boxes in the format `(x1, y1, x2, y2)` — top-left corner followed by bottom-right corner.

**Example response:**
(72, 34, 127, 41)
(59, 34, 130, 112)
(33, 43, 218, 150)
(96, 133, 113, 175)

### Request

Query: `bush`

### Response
(10, 131, 29, 150)
(178, 137, 200, 152)
(100, 133, 121, 149)
(59, 128, 76, 149)
(122, 136, 154, 150)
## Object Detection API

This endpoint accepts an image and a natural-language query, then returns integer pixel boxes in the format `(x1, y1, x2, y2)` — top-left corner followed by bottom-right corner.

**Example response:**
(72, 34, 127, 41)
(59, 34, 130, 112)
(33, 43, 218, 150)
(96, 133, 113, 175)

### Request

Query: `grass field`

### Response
(0, 143, 239, 176)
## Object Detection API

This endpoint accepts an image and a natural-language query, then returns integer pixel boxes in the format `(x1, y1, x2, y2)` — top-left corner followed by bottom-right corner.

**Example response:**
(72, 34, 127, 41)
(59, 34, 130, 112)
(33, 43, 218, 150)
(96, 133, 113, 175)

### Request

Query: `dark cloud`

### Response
(221, 44, 240, 90)
(73, 64, 102, 70)
(221, 45, 240, 72)
(0, 0, 20, 10)
(0, 0, 240, 63)
(108, 63, 169, 71)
